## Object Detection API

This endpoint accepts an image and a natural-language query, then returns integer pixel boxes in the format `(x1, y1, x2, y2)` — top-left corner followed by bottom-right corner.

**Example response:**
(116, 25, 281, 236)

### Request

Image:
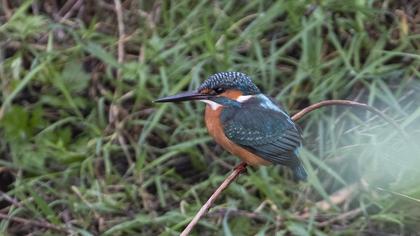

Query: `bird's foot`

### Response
(234, 162, 248, 173)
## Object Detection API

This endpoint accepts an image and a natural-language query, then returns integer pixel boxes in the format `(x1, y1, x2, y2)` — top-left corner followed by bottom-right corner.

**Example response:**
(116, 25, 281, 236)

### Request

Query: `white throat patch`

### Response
(236, 95, 253, 102)
(200, 100, 222, 110)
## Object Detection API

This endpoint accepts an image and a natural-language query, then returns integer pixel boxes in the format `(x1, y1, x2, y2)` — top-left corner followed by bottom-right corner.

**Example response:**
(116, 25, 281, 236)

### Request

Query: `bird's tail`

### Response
(292, 164, 307, 182)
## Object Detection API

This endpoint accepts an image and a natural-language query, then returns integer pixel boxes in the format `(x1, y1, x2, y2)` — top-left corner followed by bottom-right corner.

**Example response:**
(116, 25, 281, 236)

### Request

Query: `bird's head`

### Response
(155, 72, 260, 108)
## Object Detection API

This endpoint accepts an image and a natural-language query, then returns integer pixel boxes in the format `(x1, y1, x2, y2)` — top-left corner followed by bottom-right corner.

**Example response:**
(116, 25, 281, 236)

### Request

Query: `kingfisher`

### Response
(155, 72, 307, 181)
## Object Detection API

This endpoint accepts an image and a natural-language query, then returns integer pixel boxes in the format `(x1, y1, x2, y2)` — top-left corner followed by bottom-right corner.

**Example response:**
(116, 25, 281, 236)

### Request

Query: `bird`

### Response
(155, 72, 307, 181)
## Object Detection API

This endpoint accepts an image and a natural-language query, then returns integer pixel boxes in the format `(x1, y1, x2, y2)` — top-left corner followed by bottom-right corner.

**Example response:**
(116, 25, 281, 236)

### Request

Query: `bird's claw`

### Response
(234, 162, 248, 172)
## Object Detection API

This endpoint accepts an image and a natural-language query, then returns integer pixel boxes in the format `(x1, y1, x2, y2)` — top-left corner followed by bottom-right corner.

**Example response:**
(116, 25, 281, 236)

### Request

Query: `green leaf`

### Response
(0, 105, 29, 141)
(61, 61, 90, 93)
(84, 43, 119, 67)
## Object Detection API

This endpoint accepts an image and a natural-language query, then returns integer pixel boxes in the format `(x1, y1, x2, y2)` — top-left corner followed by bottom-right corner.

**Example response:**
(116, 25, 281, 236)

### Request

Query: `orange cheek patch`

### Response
(220, 90, 243, 99)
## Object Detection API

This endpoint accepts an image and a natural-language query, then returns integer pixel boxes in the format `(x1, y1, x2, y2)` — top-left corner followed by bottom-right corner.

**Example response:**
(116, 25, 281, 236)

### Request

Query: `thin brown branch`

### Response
(60, 0, 84, 22)
(0, 212, 68, 233)
(291, 99, 409, 140)
(180, 162, 247, 236)
(180, 99, 405, 235)
(297, 183, 359, 221)
(114, 0, 125, 69)
(0, 191, 23, 209)
(317, 208, 363, 227)
(110, 0, 134, 166)
(315, 182, 358, 211)
(1, 0, 13, 19)
(1, 0, 12, 19)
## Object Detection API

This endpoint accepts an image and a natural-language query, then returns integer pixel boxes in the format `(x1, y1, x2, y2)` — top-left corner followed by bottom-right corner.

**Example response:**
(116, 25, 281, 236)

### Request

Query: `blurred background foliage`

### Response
(0, 0, 419, 235)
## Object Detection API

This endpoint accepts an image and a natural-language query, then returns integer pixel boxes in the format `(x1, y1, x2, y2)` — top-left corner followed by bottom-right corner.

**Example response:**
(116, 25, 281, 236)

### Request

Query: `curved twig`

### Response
(0, 213, 68, 233)
(180, 162, 247, 236)
(180, 99, 405, 235)
(292, 100, 409, 140)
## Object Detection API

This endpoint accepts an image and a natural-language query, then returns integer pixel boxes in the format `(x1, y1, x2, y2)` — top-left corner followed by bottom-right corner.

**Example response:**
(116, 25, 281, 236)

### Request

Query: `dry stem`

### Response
(180, 162, 247, 236)
(0, 212, 68, 233)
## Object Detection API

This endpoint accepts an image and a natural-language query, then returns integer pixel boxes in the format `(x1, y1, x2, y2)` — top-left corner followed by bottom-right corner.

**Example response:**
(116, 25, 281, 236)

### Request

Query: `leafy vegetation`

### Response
(0, 0, 419, 235)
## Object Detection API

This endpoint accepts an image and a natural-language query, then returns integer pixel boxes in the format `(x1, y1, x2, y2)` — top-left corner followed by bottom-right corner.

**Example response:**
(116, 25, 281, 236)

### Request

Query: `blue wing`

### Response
(220, 95, 302, 167)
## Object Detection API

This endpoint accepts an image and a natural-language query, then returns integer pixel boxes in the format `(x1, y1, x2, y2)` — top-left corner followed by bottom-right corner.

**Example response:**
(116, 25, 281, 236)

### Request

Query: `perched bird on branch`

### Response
(156, 72, 307, 181)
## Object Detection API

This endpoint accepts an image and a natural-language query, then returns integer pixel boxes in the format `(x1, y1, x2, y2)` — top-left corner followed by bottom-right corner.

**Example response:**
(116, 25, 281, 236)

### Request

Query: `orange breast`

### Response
(204, 105, 270, 166)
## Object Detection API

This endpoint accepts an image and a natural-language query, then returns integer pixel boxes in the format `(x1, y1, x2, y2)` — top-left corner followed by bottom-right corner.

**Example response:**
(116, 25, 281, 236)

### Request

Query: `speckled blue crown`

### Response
(198, 72, 261, 95)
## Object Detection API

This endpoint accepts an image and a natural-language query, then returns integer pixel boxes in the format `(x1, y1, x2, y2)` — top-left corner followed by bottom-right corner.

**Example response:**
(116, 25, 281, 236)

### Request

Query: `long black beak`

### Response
(154, 91, 212, 103)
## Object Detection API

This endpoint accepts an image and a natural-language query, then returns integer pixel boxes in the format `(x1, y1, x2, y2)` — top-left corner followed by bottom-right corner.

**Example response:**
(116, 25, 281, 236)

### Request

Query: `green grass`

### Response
(1, 0, 419, 235)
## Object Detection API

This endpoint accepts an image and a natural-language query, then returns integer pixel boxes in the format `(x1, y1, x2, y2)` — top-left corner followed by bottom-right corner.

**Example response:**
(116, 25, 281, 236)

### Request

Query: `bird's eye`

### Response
(214, 87, 225, 94)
